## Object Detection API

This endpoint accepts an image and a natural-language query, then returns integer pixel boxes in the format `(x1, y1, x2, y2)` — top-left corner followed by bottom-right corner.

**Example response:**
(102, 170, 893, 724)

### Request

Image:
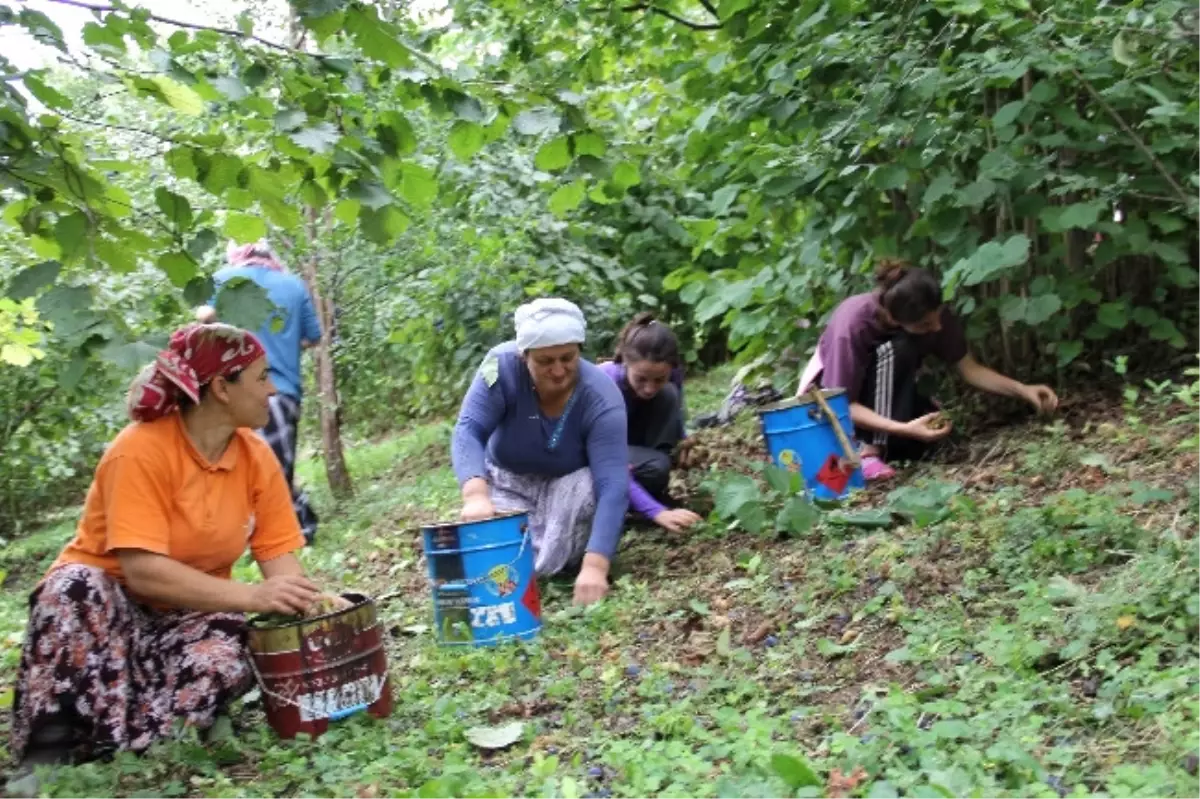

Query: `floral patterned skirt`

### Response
(10, 564, 252, 760)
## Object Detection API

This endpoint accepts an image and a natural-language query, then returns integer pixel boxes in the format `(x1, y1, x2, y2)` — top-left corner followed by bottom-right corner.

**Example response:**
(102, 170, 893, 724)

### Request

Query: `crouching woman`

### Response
(451, 298, 629, 606)
(9, 324, 343, 790)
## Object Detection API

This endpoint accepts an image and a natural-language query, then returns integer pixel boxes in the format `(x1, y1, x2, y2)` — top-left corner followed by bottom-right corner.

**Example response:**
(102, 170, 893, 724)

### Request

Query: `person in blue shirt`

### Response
(197, 240, 322, 543)
(451, 298, 630, 606)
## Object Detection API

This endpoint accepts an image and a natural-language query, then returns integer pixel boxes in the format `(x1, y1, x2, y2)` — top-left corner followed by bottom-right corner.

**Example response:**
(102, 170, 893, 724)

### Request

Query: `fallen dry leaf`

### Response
(1117, 614, 1136, 631)
(743, 619, 776, 645)
(826, 766, 868, 798)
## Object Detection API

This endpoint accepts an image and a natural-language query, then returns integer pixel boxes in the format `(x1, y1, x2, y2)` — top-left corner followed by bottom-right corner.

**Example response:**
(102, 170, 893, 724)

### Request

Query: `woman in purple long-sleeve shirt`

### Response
(452, 299, 629, 606)
(598, 314, 702, 533)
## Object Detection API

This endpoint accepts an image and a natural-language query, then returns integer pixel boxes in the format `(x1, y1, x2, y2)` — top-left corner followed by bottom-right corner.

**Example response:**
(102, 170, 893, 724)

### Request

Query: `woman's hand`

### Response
(1019, 383, 1059, 415)
(460, 477, 496, 522)
(461, 495, 496, 522)
(653, 508, 702, 533)
(250, 574, 320, 615)
(573, 554, 610, 606)
(901, 412, 954, 443)
(304, 592, 354, 617)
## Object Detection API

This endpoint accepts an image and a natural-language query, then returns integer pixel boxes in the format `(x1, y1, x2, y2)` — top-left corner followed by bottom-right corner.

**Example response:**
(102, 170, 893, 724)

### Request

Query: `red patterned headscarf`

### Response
(126, 324, 266, 422)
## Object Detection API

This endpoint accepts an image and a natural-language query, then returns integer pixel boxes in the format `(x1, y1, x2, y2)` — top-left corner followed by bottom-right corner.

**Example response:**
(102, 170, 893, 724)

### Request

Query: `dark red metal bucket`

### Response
(246, 592, 393, 739)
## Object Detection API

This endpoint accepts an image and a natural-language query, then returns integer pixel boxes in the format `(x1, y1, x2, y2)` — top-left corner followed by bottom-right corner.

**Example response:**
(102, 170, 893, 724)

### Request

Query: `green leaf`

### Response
(183, 276, 214, 307)
(957, 179, 996, 208)
(93, 237, 138, 274)
(360, 206, 410, 245)
(211, 76, 248, 101)
(1132, 307, 1159, 327)
(289, 122, 341, 154)
(1056, 340, 1083, 366)
(573, 132, 606, 158)
(950, 234, 1030, 287)
(710, 184, 741, 216)
(930, 720, 972, 740)
(776, 496, 818, 536)
(464, 722, 524, 750)
(224, 213, 266, 243)
(448, 92, 485, 122)
(763, 175, 805, 197)
(7, 261, 61, 300)
(874, 165, 908, 191)
(149, 76, 204, 115)
(165, 147, 197, 180)
(1024, 293, 1062, 325)
(512, 108, 560, 136)
(992, 100, 1025, 128)
(612, 162, 641, 191)
(399, 164, 438, 210)
(186, 228, 218, 260)
(334, 199, 360, 226)
(770, 754, 821, 790)
(53, 212, 88, 262)
(215, 277, 275, 330)
(155, 188, 193, 230)
(274, 108, 308, 132)
(827, 508, 894, 528)
(83, 20, 126, 54)
(377, 111, 417, 157)
(716, 626, 731, 657)
(157, 251, 196, 287)
(202, 153, 243, 194)
(1097, 302, 1128, 330)
(346, 5, 410, 67)
(1042, 201, 1105, 232)
(548, 180, 587, 217)
(349, 180, 393, 211)
(922, 173, 956, 208)
(720, 0, 753, 18)
(713, 474, 759, 519)
(1149, 317, 1184, 346)
(735, 501, 766, 533)
(534, 137, 572, 172)
(1112, 32, 1135, 66)
(448, 121, 485, 161)
(22, 72, 71, 109)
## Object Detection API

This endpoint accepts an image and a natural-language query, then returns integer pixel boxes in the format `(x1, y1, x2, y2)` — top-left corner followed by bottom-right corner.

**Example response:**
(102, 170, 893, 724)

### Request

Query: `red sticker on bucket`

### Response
(521, 579, 541, 620)
(815, 453, 852, 495)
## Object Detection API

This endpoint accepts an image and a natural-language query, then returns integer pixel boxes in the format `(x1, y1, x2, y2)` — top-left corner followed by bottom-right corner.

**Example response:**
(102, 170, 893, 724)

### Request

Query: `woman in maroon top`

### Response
(798, 260, 1058, 479)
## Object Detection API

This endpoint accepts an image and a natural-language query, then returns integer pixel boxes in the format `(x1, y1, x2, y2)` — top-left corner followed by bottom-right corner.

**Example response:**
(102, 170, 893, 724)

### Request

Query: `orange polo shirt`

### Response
(52, 413, 305, 588)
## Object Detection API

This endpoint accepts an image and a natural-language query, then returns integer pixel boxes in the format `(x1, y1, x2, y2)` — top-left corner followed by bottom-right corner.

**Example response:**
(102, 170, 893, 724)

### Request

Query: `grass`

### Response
(1, 365, 1197, 798)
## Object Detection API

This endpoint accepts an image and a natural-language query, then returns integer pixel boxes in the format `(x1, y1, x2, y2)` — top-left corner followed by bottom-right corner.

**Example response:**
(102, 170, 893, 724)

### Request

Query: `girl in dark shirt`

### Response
(798, 260, 1058, 479)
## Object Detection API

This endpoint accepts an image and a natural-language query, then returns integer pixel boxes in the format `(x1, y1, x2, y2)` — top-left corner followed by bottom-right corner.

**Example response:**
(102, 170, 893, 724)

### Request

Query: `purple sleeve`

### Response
(818, 331, 868, 401)
(934, 308, 969, 365)
(628, 474, 666, 519)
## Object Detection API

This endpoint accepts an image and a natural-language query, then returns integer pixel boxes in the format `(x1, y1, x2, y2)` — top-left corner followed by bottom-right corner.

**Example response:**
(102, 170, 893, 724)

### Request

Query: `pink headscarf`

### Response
(226, 238, 287, 272)
(126, 324, 266, 422)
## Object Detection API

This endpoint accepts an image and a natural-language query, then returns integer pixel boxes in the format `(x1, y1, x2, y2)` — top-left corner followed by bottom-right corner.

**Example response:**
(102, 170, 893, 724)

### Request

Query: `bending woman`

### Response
(599, 313, 701, 533)
(9, 324, 345, 791)
(798, 260, 1058, 479)
(452, 298, 629, 606)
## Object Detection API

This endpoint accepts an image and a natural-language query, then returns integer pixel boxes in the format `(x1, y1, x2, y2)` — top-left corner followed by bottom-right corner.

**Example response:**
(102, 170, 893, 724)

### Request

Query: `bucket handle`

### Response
(246, 654, 384, 717)
(807, 387, 861, 468)
(429, 530, 531, 590)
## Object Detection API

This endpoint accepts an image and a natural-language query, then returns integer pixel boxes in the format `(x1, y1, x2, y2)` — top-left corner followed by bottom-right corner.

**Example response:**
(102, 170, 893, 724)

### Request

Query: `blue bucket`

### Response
(421, 511, 541, 647)
(758, 389, 865, 502)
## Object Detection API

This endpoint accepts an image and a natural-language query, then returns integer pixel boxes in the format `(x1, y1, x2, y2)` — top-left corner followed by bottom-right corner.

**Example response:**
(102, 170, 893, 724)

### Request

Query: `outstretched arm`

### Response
(956, 354, 1058, 414)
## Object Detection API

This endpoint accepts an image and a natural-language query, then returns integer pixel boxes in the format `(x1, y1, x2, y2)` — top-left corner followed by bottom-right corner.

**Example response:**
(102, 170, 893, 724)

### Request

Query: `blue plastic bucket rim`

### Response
(421, 510, 529, 530)
(759, 388, 847, 416)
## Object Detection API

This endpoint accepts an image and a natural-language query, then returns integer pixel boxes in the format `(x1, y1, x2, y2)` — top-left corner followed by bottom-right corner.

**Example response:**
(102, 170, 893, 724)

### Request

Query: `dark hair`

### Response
(875, 259, 942, 325)
(613, 312, 680, 366)
(177, 370, 243, 414)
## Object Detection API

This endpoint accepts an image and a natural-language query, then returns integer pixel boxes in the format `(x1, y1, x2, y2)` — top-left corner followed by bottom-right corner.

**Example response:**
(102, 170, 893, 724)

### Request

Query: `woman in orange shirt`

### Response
(8, 324, 344, 788)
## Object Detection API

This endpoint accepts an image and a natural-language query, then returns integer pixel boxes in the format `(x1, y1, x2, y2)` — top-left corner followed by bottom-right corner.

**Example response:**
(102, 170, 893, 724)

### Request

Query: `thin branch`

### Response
(43, 0, 450, 78)
(1070, 68, 1192, 208)
(45, 0, 298, 54)
(696, 0, 720, 19)
(622, 3, 722, 30)
(55, 108, 184, 144)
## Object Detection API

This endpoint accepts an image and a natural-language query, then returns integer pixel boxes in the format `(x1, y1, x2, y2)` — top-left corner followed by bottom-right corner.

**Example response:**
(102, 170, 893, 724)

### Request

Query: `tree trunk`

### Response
(300, 211, 354, 499)
(289, 9, 352, 499)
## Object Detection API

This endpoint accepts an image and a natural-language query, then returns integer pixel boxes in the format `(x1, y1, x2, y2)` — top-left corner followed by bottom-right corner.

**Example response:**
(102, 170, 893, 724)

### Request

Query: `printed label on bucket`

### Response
(298, 672, 387, 722)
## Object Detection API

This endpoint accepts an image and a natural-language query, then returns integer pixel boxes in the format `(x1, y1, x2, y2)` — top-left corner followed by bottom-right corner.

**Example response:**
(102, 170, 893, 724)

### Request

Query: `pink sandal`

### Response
(861, 455, 896, 482)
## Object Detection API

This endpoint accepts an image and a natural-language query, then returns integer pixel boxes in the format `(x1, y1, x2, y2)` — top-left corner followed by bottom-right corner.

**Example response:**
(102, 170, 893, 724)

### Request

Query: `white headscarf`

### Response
(514, 298, 587, 352)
